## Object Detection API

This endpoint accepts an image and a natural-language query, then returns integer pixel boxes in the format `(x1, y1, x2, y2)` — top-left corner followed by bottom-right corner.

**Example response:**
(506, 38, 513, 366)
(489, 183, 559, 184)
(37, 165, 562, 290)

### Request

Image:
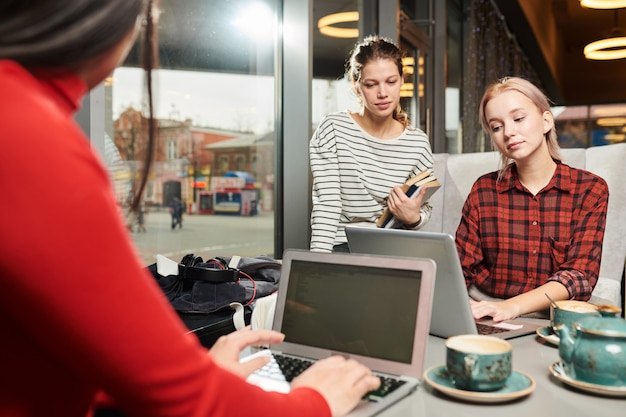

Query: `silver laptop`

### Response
(345, 227, 541, 339)
(244, 249, 436, 417)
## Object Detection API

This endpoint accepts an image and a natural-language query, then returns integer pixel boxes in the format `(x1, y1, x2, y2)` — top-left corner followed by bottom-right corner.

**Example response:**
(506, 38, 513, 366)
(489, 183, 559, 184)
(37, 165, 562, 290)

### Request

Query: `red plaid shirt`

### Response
(455, 162, 608, 300)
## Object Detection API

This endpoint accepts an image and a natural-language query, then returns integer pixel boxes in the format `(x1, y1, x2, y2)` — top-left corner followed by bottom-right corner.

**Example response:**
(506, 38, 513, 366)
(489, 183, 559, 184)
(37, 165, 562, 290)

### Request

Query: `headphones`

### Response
(178, 254, 238, 283)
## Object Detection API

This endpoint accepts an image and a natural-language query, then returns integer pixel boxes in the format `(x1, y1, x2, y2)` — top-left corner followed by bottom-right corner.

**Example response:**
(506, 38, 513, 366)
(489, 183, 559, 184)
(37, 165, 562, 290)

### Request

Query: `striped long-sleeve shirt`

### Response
(310, 111, 434, 252)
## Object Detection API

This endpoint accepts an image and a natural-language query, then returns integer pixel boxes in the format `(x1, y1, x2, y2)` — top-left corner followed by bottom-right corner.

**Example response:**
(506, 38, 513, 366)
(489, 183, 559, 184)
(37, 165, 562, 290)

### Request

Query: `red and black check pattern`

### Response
(455, 162, 608, 300)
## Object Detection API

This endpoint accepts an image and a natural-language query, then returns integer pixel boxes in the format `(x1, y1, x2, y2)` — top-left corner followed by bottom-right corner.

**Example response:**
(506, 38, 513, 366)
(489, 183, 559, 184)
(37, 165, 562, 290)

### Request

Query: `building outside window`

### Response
(105, 0, 278, 264)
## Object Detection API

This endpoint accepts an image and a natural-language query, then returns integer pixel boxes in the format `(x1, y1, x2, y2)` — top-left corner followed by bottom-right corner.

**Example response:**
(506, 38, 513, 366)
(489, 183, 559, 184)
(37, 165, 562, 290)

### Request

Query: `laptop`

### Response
(243, 249, 436, 417)
(345, 227, 542, 339)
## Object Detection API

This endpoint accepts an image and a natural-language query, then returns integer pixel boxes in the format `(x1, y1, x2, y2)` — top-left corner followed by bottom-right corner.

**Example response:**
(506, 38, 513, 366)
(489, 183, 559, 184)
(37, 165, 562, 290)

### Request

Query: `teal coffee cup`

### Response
(446, 335, 512, 391)
(550, 300, 599, 338)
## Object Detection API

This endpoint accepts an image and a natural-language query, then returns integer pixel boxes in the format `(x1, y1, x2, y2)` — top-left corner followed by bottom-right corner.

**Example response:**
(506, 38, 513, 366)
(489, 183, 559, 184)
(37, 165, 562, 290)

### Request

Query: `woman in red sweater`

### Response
(0, 1, 380, 416)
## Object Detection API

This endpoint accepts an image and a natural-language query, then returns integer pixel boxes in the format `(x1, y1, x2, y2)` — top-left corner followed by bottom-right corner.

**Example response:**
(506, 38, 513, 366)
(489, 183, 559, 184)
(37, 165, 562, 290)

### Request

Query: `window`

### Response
(105, 0, 278, 264)
(553, 104, 626, 148)
(166, 140, 176, 160)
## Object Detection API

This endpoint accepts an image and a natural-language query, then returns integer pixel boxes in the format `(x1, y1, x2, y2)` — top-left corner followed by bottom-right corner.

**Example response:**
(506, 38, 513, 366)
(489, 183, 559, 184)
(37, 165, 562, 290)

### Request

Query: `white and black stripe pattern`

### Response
(310, 111, 434, 252)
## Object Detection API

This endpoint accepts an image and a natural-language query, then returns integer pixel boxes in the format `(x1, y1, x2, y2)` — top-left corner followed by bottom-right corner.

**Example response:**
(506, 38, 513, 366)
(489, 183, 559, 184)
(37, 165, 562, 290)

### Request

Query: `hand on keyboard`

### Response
(211, 327, 285, 378)
(291, 355, 381, 417)
(365, 376, 406, 401)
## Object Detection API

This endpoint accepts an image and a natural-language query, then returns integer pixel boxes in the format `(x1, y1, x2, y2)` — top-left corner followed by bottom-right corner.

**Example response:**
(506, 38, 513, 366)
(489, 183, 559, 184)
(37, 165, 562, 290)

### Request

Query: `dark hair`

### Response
(345, 34, 409, 126)
(0, 1, 146, 69)
(0, 0, 156, 213)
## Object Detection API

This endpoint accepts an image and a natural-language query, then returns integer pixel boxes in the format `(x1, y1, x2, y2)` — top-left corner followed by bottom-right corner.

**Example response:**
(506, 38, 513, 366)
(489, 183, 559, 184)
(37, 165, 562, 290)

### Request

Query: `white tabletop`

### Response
(379, 319, 625, 417)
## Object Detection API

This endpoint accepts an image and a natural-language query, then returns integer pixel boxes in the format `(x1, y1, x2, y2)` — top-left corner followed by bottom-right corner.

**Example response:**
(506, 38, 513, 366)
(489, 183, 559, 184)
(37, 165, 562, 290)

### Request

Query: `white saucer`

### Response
(536, 325, 559, 346)
(423, 365, 535, 403)
(549, 362, 626, 397)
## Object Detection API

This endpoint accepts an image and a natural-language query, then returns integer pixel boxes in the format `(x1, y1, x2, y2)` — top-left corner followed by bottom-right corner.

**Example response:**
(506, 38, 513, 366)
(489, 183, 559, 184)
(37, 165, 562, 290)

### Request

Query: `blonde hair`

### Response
(479, 77, 561, 177)
(346, 35, 409, 127)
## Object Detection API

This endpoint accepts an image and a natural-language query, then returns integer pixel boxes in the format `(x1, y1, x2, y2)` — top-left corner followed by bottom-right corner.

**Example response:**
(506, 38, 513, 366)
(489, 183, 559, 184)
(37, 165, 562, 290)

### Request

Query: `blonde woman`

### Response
(456, 77, 608, 322)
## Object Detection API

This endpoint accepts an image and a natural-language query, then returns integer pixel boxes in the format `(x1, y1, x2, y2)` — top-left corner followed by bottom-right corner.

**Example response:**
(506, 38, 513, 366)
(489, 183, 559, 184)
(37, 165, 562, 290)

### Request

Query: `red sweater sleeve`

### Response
(0, 61, 330, 417)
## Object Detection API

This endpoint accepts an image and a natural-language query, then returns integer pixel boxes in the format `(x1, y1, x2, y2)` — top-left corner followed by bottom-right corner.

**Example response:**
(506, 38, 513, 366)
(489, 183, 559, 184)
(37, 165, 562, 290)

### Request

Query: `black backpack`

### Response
(148, 254, 281, 314)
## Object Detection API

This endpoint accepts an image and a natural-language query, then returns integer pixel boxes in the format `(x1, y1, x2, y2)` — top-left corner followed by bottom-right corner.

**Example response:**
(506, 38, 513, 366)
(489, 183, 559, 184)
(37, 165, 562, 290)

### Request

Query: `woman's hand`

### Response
(469, 299, 523, 322)
(469, 282, 569, 322)
(387, 185, 426, 225)
(291, 355, 381, 417)
(212, 329, 380, 417)
(210, 327, 285, 377)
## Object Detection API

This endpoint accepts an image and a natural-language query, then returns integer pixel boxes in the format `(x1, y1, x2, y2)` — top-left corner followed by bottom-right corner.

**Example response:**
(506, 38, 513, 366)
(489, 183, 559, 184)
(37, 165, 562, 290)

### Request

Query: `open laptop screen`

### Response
(280, 259, 422, 364)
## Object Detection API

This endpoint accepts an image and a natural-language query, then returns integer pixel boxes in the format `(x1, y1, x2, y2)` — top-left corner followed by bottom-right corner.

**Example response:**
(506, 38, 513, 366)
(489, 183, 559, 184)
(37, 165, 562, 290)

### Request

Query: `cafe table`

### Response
(378, 319, 624, 417)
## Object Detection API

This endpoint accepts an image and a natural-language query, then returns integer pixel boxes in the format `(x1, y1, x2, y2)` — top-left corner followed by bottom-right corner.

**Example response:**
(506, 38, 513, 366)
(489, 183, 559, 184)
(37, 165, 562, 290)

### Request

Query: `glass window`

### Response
(105, 0, 278, 264)
(553, 104, 626, 148)
(311, 1, 436, 139)
(445, 0, 463, 153)
(312, 0, 360, 125)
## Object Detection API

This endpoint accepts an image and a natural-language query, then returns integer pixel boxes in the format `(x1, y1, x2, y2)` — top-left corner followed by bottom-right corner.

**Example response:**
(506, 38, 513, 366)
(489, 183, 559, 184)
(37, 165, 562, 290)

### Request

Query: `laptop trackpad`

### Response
(477, 319, 524, 330)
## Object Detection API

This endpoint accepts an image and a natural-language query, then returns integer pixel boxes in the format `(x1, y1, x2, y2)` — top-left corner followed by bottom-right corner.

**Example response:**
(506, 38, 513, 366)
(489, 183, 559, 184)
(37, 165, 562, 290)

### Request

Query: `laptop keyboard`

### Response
(365, 376, 407, 401)
(476, 322, 509, 335)
(273, 354, 313, 381)
(255, 353, 406, 401)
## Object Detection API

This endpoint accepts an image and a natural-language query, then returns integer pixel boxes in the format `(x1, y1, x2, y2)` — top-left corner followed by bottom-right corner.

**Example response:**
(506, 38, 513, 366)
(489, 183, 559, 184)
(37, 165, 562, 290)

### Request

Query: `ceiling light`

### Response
(604, 133, 626, 141)
(584, 11, 626, 59)
(318, 11, 359, 38)
(402, 57, 414, 75)
(591, 104, 626, 116)
(596, 116, 626, 126)
(580, 0, 626, 9)
(400, 83, 414, 98)
(584, 35, 626, 59)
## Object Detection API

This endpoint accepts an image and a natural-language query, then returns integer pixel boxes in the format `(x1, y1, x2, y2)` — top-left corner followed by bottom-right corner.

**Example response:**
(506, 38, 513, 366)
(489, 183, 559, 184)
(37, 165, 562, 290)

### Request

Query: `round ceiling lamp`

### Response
(580, 0, 626, 8)
(604, 133, 626, 141)
(596, 116, 626, 125)
(318, 11, 359, 38)
(584, 10, 626, 59)
(584, 35, 626, 59)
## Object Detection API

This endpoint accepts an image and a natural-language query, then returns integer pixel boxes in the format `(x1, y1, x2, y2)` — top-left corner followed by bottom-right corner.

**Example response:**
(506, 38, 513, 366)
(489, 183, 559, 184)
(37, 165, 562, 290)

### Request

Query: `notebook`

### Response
(243, 249, 436, 417)
(345, 227, 542, 339)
